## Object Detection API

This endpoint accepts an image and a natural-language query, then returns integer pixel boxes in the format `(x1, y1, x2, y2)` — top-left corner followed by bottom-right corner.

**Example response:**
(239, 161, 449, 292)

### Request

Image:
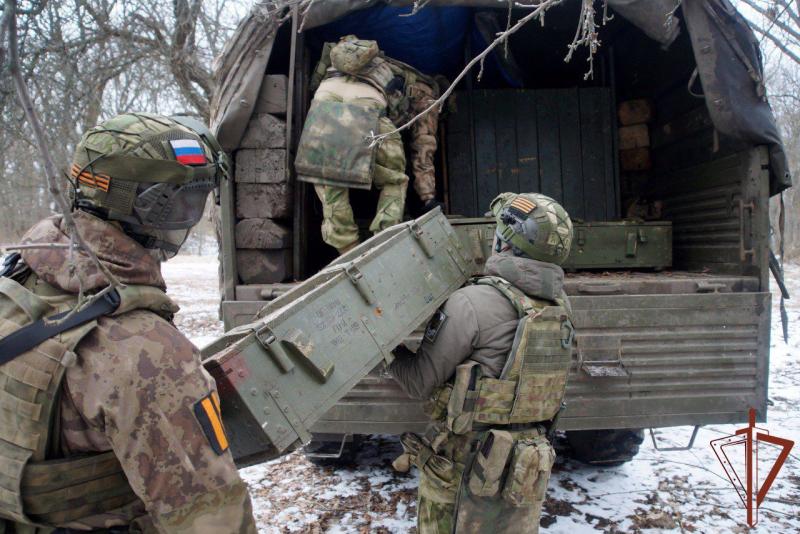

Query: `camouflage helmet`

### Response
(71, 113, 230, 258)
(330, 35, 379, 75)
(490, 192, 574, 265)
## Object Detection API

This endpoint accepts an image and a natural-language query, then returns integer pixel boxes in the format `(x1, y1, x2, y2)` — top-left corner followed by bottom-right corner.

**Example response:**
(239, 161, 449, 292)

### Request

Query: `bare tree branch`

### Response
(1, 242, 71, 251)
(3, 0, 123, 294)
(748, 17, 800, 66)
(742, 0, 800, 44)
(369, 0, 611, 145)
(769, 0, 800, 31)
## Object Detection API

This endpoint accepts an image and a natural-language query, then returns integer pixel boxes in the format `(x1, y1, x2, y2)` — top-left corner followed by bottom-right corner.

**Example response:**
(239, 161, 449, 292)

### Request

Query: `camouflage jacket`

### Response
(388, 253, 566, 399)
(17, 212, 257, 533)
(311, 39, 441, 201)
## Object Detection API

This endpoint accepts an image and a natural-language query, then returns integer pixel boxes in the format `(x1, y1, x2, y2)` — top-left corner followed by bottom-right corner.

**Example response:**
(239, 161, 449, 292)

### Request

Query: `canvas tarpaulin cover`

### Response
(307, 4, 472, 78)
(210, 0, 790, 194)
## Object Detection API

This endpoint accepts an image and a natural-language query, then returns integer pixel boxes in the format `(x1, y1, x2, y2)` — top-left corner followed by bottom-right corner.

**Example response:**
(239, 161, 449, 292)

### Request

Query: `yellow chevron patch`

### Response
(511, 196, 536, 214)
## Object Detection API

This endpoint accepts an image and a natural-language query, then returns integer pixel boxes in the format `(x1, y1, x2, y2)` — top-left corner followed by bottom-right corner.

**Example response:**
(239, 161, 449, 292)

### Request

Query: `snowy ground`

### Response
(163, 256, 800, 533)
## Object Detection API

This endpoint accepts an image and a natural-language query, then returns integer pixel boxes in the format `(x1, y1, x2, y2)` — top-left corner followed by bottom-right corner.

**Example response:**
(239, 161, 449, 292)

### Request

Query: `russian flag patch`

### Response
(170, 139, 207, 166)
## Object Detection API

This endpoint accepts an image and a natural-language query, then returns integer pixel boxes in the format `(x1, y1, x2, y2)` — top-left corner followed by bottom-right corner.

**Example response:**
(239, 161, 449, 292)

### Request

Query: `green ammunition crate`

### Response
(451, 218, 672, 272)
(202, 209, 471, 466)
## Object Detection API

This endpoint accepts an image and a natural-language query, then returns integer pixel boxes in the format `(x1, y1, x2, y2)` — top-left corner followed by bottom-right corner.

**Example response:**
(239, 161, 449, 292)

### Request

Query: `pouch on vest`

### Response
(504, 305, 573, 423)
(467, 429, 514, 497)
(426, 382, 452, 421)
(502, 435, 555, 507)
(446, 361, 482, 434)
(399, 432, 460, 504)
(295, 99, 382, 190)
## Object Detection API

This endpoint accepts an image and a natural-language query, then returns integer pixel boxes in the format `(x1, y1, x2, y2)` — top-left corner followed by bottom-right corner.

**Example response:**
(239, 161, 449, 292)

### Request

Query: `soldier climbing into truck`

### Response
(295, 34, 443, 255)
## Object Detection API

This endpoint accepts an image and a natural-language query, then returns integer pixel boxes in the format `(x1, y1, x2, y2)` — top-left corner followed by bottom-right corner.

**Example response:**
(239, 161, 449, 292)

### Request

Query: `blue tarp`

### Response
(308, 5, 472, 78)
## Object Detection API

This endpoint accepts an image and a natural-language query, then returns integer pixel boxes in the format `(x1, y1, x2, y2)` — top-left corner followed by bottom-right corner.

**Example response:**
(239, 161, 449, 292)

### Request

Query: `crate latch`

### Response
(255, 325, 295, 374)
(344, 264, 375, 305)
(738, 199, 756, 262)
(283, 328, 334, 382)
(409, 221, 434, 258)
(695, 281, 727, 293)
(625, 229, 648, 257)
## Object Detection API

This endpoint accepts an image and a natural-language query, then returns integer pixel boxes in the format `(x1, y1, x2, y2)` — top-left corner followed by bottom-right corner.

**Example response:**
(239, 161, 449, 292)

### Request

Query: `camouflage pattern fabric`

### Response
(295, 98, 382, 189)
(406, 426, 552, 534)
(314, 116, 407, 250)
(329, 38, 379, 75)
(304, 35, 441, 251)
(20, 210, 166, 292)
(74, 113, 213, 168)
(389, 244, 572, 534)
(406, 80, 439, 202)
(13, 213, 258, 533)
(491, 192, 574, 265)
(72, 113, 217, 216)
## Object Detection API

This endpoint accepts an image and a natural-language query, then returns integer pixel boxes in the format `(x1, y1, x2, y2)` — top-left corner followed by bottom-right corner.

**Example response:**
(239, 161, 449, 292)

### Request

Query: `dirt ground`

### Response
(163, 255, 800, 533)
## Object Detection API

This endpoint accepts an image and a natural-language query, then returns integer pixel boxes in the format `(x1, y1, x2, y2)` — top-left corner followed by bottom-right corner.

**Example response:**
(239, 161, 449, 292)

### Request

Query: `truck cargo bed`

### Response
(311, 272, 768, 435)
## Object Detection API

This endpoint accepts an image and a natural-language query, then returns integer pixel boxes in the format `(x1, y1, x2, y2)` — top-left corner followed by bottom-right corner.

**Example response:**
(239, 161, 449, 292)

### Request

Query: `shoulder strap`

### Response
(469, 275, 538, 317)
(0, 289, 121, 366)
(0, 252, 21, 277)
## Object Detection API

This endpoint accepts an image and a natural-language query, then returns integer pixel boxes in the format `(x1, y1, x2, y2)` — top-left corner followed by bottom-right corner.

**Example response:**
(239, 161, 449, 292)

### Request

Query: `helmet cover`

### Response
(70, 113, 226, 257)
(330, 35, 380, 75)
(490, 192, 574, 265)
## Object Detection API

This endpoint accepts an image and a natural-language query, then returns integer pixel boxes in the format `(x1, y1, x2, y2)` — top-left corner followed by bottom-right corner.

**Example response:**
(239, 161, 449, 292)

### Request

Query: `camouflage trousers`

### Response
(315, 116, 408, 251)
(400, 425, 554, 534)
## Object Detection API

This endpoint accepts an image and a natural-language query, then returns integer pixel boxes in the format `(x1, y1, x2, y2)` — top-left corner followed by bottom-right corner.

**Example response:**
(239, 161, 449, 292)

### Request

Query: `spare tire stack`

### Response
(233, 75, 293, 284)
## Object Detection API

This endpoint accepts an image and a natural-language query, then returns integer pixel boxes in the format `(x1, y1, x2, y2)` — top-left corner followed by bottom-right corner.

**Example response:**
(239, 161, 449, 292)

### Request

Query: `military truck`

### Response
(208, 0, 791, 463)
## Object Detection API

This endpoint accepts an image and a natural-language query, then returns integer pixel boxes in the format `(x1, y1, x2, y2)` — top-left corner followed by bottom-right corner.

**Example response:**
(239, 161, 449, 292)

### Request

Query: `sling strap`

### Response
(0, 253, 21, 278)
(0, 289, 121, 366)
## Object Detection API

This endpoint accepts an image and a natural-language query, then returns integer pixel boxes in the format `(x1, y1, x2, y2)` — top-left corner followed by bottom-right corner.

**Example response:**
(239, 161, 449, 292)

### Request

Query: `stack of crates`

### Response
(233, 75, 293, 284)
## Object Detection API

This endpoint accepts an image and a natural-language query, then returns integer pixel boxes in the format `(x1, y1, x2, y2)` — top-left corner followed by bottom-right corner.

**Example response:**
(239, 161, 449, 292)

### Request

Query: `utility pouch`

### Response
(399, 433, 460, 504)
(502, 436, 555, 507)
(446, 361, 482, 434)
(427, 383, 452, 421)
(467, 430, 514, 497)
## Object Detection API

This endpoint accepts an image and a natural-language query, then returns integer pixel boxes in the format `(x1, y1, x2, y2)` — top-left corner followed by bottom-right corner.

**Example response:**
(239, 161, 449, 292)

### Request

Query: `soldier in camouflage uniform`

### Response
(295, 35, 441, 254)
(389, 192, 575, 533)
(0, 113, 257, 533)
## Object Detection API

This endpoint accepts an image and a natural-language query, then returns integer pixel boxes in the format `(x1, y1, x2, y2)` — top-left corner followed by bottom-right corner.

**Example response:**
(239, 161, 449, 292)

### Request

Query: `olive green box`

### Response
(450, 218, 672, 272)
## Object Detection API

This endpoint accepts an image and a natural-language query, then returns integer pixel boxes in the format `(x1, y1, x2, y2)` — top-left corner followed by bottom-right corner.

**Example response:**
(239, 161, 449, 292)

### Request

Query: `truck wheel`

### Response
(303, 434, 364, 466)
(565, 429, 644, 466)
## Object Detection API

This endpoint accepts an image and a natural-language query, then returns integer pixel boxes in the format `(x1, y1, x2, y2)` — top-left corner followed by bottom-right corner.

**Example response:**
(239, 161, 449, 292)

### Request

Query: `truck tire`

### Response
(565, 429, 644, 466)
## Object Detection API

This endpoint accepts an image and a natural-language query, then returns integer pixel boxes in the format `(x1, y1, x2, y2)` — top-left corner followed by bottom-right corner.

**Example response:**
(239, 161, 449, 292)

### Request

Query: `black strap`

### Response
(127, 231, 181, 254)
(1, 252, 21, 277)
(0, 289, 121, 366)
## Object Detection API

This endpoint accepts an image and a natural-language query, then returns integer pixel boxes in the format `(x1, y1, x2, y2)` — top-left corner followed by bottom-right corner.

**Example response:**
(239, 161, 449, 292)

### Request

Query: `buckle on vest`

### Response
(500, 224, 516, 242)
(561, 319, 575, 349)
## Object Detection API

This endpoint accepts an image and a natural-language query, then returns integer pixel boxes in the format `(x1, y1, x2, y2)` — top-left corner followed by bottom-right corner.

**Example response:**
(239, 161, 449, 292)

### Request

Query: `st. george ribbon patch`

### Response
(194, 392, 229, 455)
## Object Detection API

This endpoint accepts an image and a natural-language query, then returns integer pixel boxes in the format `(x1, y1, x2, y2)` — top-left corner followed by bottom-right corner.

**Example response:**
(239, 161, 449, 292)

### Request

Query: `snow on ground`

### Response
(162, 255, 224, 347)
(164, 255, 800, 533)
